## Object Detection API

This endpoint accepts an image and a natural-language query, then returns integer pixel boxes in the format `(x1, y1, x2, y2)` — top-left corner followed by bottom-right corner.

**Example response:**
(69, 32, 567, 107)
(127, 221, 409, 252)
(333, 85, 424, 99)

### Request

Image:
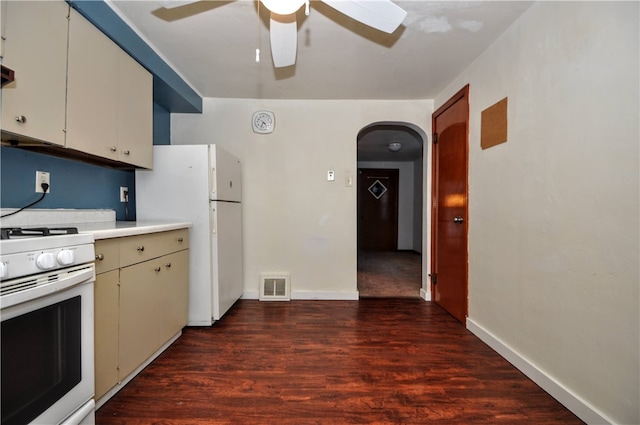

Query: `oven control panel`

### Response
(0, 234, 94, 282)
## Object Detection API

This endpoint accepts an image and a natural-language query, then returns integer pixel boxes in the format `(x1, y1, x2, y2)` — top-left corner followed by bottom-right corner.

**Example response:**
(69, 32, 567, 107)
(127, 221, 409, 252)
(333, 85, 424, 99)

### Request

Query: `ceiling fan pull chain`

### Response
(305, 0, 310, 16)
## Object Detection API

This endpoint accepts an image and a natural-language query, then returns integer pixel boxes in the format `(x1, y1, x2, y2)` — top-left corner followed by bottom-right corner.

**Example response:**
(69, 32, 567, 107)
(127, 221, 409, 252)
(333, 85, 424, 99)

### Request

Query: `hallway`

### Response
(357, 250, 422, 298)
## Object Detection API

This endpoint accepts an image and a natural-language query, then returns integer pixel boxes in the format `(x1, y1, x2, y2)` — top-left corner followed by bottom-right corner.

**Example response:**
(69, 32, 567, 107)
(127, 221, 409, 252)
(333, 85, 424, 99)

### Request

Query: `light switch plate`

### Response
(327, 170, 335, 181)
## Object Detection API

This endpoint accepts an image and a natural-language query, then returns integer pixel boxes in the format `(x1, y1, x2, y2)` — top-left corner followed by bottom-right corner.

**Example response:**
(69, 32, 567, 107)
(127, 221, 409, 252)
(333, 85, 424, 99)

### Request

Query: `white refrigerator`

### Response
(135, 144, 243, 325)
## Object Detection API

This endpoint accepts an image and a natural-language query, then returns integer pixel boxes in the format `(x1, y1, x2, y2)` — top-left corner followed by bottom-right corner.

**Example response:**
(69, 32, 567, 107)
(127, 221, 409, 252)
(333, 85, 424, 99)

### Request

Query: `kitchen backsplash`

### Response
(0, 146, 136, 221)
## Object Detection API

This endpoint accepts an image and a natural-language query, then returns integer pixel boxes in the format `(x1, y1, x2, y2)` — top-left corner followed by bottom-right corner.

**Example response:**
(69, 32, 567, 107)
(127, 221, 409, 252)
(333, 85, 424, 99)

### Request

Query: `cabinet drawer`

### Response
(119, 229, 189, 267)
(94, 238, 120, 274)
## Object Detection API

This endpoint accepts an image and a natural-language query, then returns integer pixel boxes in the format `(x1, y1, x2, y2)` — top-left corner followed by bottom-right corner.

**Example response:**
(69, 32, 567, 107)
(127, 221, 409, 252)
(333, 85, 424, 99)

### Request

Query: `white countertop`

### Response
(77, 221, 192, 240)
(0, 209, 191, 241)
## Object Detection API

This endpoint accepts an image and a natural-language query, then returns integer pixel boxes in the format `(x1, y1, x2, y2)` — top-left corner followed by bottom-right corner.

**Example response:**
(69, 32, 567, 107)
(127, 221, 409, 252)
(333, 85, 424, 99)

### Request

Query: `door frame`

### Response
(430, 84, 470, 321)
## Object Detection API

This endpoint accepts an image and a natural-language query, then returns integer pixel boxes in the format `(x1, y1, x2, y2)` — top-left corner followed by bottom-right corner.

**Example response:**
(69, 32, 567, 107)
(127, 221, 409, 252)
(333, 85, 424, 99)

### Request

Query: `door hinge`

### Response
(433, 132, 438, 144)
(429, 273, 437, 285)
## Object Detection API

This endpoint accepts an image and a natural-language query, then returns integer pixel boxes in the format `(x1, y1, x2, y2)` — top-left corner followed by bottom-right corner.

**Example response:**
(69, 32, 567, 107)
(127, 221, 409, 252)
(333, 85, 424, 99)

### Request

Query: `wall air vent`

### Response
(259, 273, 290, 301)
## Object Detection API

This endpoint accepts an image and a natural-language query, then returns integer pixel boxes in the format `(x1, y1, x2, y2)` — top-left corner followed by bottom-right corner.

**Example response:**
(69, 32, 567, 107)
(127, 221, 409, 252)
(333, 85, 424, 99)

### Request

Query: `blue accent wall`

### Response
(154, 102, 171, 146)
(0, 147, 136, 221)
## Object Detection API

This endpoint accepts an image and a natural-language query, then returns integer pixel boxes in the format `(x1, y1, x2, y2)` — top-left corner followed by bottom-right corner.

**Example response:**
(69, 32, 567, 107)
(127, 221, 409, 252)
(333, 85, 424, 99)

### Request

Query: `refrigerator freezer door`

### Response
(210, 145, 242, 202)
(210, 201, 243, 320)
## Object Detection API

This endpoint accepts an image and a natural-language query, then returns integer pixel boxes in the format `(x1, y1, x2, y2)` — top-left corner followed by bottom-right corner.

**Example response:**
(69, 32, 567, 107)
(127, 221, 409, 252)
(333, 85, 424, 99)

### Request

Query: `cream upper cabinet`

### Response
(2, 3, 152, 168)
(66, 8, 119, 162)
(66, 8, 152, 168)
(1, 1, 68, 146)
(118, 52, 153, 169)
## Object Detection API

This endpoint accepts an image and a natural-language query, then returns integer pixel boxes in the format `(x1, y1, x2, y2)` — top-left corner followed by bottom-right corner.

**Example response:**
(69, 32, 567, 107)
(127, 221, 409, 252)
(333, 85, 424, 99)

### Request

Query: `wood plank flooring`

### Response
(96, 299, 584, 424)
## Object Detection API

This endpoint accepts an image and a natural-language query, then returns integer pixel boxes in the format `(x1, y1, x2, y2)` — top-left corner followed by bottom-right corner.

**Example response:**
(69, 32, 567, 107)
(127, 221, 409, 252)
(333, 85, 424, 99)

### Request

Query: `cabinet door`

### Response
(118, 258, 163, 380)
(119, 229, 189, 268)
(0, 1, 68, 146)
(66, 8, 119, 162)
(158, 250, 189, 343)
(95, 269, 120, 400)
(94, 238, 120, 275)
(118, 52, 153, 169)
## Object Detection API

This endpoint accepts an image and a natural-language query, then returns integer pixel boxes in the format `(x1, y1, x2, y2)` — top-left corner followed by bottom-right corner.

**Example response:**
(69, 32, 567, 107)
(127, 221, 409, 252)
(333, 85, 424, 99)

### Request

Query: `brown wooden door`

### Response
(431, 85, 469, 323)
(358, 168, 399, 251)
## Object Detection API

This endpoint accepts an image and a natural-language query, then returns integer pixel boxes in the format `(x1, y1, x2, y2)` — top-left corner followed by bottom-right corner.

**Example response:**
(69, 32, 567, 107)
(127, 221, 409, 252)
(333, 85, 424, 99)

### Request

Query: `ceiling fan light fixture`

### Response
(260, 0, 306, 15)
(388, 142, 402, 152)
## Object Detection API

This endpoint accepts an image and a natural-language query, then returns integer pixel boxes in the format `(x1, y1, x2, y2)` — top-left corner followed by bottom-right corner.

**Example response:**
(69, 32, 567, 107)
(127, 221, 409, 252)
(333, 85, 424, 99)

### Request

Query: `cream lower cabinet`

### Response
(94, 269, 120, 400)
(119, 250, 189, 380)
(94, 229, 189, 401)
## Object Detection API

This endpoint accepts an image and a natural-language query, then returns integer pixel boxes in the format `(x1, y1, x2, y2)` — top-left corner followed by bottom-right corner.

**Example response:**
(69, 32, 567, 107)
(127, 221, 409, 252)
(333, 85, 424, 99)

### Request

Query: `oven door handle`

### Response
(1, 264, 95, 310)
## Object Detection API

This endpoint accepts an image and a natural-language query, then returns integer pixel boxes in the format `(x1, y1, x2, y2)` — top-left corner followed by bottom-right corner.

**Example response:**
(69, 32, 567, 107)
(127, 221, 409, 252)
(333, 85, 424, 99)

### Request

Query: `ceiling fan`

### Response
(161, 0, 407, 68)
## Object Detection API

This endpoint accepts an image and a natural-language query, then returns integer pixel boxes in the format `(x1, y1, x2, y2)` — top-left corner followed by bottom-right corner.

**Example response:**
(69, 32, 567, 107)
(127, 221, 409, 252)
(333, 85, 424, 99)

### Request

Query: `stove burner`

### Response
(0, 227, 79, 240)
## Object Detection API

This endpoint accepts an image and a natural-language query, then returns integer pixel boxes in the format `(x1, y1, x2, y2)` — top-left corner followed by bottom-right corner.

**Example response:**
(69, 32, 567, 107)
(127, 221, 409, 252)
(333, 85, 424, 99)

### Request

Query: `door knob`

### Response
(453, 216, 464, 224)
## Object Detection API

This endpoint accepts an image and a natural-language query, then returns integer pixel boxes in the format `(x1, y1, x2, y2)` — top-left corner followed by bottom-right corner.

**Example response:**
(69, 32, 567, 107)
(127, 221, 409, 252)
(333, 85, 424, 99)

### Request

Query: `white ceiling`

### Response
(108, 0, 532, 161)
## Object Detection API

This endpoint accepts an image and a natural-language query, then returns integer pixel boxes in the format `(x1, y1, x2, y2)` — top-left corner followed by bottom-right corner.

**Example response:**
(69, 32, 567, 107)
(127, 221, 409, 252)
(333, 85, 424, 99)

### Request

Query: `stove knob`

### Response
(57, 249, 75, 266)
(0, 262, 7, 279)
(36, 253, 56, 270)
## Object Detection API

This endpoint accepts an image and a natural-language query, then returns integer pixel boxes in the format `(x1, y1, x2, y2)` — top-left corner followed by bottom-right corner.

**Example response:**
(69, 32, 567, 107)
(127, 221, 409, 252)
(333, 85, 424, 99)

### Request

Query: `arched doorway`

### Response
(356, 122, 427, 298)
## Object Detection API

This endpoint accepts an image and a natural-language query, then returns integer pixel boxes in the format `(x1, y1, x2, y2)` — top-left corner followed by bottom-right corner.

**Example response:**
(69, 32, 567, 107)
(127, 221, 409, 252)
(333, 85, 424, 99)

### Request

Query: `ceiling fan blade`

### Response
(159, 1, 198, 9)
(270, 12, 298, 68)
(321, 0, 407, 34)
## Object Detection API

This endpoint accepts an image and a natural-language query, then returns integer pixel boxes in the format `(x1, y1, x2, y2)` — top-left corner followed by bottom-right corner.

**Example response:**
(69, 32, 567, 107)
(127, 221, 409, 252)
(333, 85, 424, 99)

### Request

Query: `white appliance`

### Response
(136, 145, 243, 325)
(0, 227, 96, 425)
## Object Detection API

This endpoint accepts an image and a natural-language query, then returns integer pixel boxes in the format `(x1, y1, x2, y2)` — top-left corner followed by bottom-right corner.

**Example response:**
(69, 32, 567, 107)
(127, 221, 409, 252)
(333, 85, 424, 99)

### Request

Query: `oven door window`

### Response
(1, 296, 82, 425)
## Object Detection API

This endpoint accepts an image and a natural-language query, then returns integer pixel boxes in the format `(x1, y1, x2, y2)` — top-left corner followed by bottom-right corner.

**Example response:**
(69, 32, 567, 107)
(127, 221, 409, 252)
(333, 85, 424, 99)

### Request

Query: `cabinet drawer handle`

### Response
(15, 115, 26, 123)
(110, 146, 117, 152)
(154, 267, 161, 272)
(165, 263, 172, 268)
(177, 237, 184, 243)
(123, 150, 130, 155)
(95, 254, 104, 261)
(137, 246, 145, 252)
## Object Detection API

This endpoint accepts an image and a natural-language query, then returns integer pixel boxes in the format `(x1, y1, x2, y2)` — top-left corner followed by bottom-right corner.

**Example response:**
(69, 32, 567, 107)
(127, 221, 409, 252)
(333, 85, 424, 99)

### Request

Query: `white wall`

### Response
(413, 156, 423, 253)
(357, 160, 415, 250)
(172, 99, 432, 299)
(436, 2, 639, 424)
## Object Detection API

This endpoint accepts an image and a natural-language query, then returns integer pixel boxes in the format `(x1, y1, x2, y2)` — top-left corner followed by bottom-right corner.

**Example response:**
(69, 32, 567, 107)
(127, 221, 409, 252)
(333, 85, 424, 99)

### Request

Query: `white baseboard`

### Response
(420, 288, 430, 301)
(242, 290, 259, 300)
(466, 318, 614, 425)
(243, 290, 359, 300)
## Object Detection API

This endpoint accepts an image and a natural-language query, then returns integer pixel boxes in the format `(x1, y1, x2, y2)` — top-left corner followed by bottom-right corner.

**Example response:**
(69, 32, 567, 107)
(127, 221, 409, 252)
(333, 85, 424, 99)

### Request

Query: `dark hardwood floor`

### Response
(96, 299, 584, 424)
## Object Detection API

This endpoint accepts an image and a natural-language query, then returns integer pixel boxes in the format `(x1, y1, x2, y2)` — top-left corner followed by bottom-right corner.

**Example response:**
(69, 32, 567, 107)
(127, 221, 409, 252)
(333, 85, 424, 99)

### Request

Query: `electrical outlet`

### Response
(120, 187, 128, 203)
(35, 171, 50, 193)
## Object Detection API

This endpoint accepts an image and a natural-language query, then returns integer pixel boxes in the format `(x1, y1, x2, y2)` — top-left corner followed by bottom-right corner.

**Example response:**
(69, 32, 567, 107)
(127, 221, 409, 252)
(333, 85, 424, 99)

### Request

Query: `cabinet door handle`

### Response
(95, 254, 104, 261)
(177, 237, 184, 243)
(137, 246, 145, 252)
(154, 267, 161, 272)
(123, 150, 130, 155)
(165, 263, 172, 268)
(15, 115, 26, 123)
(110, 146, 117, 152)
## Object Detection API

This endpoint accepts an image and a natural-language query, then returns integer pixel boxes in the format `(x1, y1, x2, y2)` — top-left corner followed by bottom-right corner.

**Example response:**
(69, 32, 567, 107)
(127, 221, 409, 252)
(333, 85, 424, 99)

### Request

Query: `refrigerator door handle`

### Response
(210, 167, 217, 199)
(211, 205, 217, 234)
